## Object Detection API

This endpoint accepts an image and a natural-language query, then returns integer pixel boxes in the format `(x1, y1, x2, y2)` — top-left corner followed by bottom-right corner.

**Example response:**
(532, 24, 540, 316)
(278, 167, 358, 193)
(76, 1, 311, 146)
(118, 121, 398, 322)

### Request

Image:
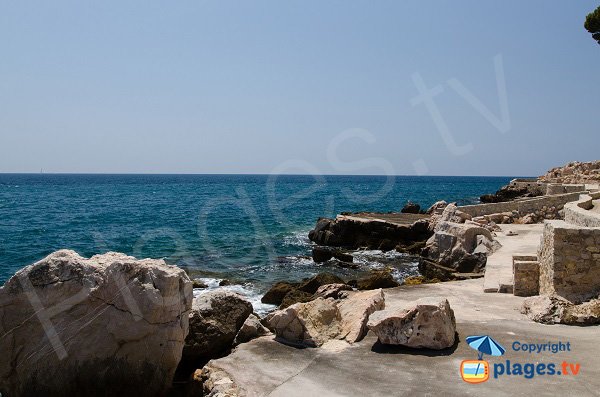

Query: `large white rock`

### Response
(367, 297, 456, 349)
(264, 289, 385, 347)
(0, 250, 193, 397)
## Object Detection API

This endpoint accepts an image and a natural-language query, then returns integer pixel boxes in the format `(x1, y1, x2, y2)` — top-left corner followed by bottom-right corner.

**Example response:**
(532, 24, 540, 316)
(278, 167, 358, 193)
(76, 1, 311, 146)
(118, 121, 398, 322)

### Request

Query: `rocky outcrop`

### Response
(367, 297, 456, 349)
(233, 314, 272, 345)
(311, 246, 353, 263)
(0, 250, 192, 397)
(264, 289, 385, 347)
(313, 283, 353, 299)
(539, 160, 600, 184)
(183, 291, 253, 364)
(195, 364, 241, 397)
(308, 214, 432, 251)
(261, 273, 347, 308)
(521, 295, 600, 325)
(480, 183, 539, 203)
(350, 268, 400, 290)
(261, 282, 297, 305)
(401, 201, 421, 214)
(421, 219, 496, 275)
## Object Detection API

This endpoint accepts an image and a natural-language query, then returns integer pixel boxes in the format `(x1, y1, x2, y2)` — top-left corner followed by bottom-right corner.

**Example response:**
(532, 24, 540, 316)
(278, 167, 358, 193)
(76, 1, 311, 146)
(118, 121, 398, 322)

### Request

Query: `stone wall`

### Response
(512, 255, 539, 297)
(538, 221, 600, 303)
(546, 183, 586, 195)
(508, 179, 547, 196)
(459, 192, 583, 218)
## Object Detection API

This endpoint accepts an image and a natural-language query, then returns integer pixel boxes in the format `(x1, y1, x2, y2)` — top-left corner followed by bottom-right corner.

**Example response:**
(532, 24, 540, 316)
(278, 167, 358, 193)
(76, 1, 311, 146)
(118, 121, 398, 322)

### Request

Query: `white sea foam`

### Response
(192, 278, 277, 316)
(282, 230, 312, 247)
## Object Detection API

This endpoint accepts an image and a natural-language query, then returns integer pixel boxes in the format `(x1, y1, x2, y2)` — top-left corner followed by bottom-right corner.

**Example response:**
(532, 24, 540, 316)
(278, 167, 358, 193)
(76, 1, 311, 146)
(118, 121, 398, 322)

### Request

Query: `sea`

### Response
(0, 174, 512, 314)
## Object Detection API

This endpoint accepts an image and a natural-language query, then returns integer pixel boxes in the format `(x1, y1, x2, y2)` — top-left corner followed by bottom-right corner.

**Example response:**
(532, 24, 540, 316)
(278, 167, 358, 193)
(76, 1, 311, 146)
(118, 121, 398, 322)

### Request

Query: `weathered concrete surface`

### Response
(202, 279, 600, 396)
(483, 224, 544, 293)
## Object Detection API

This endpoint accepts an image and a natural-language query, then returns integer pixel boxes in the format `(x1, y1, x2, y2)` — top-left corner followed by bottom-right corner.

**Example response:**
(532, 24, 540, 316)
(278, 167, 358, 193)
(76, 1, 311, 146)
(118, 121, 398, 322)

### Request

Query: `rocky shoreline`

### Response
(2, 160, 600, 396)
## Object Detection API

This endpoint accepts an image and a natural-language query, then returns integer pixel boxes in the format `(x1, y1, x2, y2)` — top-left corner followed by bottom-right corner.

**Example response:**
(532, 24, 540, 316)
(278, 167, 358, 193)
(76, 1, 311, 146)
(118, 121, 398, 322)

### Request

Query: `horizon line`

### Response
(0, 172, 531, 178)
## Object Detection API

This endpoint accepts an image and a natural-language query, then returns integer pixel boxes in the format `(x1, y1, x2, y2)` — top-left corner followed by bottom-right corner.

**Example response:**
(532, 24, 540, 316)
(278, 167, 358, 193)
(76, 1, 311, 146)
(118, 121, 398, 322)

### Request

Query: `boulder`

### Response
(192, 279, 209, 289)
(355, 268, 400, 290)
(521, 295, 600, 325)
(426, 200, 448, 215)
(264, 289, 385, 347)
(421, 220, 495, 274)
(233, 314, 272, 345)
(313, 283, 353, 299)
(367, 297, 456, 349)
(195, 364, 240, 397)
(401, 201, 421, 214)
(183, 291, 253, 363)
(279, 290, 313, 309)
(297, 272, 346, 294)
(0, 250, 193, 397)
(261, 282, 297, 305)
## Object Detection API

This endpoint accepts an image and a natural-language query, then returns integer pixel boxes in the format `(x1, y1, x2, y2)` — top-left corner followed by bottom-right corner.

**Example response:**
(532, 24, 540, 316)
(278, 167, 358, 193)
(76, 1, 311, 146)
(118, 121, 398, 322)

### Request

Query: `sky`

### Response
(0, 1, 599, 176)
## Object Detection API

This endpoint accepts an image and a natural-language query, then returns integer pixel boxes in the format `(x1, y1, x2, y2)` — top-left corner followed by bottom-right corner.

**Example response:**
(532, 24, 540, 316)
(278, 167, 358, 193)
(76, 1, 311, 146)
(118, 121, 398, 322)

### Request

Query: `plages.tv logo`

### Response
(460, 335, 506, 384)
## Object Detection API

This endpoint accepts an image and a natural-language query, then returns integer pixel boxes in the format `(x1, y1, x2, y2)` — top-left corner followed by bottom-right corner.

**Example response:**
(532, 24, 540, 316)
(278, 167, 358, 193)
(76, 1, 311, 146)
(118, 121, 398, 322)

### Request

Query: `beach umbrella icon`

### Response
(466, 335, 506, 360)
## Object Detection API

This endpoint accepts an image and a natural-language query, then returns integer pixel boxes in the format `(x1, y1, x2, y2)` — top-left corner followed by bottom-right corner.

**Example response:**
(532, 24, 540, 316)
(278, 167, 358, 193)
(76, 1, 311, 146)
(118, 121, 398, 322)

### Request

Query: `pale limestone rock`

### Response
(0, 250, 192, 397)
(367, 297, 456, 349)
(313, 283, 353, 299)
(184, 291, 253, 362)
(264, 289, 385, 347)
(233, 314, 272, 345)
(521, 295, 600, 325)
(197, 364, 241, 397)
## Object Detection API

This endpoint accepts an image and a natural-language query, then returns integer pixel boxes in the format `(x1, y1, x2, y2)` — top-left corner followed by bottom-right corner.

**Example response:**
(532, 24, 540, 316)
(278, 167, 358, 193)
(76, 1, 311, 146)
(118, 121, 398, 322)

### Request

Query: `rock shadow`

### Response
(370, 333, 460, 357)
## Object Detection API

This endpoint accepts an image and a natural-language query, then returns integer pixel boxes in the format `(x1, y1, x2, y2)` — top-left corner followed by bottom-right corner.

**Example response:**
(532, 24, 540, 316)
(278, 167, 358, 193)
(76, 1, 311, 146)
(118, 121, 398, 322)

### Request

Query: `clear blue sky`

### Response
(1, 1, 598, 176)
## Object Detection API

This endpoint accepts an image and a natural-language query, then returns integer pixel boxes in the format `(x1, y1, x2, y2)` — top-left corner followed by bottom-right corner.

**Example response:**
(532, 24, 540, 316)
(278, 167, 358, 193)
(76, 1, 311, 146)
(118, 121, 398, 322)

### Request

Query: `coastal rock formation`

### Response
(0, 250, 192, 397)
(183, 291, 253, 363)
(261, 273, 348, 308)
(308, 214, 432, 251)
(401, 201, 421, 214)
(521, 295, 600, 325)
(367, 297, 456, 349)
(233, 314, 273, 345)
(313, 283, 353, 299)
(261, 281, 296, 305)
(421, 219, 496, 274)
(350, 268, 400, 290)
(311, 246, 354, 263)
(539, 160, 600, 184)
(426, 200, 448, 215)
(195, 364, 241, 397)
(480, 183, 539, 203)
(264, 289, 385, 347)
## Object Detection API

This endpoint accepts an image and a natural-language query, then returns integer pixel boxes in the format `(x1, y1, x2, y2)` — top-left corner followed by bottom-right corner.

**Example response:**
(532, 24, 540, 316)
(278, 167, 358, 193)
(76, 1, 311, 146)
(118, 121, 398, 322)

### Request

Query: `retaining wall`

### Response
(538, 220, 600, 303)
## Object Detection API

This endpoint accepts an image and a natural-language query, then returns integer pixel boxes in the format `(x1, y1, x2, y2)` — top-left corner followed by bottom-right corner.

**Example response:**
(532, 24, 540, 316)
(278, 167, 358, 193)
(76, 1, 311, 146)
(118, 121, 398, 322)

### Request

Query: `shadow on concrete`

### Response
(370, 333, 461, 356)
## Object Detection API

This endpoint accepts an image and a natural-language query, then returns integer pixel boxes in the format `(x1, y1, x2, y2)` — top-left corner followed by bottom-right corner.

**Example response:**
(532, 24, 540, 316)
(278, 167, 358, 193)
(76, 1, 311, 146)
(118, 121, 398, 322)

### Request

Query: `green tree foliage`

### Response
(585, 6, 600, 44)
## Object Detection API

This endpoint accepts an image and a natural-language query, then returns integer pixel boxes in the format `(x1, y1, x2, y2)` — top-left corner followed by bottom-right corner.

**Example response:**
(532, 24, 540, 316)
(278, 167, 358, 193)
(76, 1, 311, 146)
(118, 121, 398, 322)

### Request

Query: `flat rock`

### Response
(367, 297, 456, 349)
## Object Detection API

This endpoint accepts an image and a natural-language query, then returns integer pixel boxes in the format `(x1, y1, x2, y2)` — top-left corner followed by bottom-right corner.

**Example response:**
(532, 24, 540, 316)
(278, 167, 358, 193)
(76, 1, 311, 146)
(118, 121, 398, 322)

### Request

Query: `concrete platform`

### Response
(483, 224, 544, 293)
(206, 279, 600, 396)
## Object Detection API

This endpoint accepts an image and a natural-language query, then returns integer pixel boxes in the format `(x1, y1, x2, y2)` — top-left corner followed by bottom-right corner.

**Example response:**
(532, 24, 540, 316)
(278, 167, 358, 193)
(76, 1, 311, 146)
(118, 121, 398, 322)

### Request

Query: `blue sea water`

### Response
(0, 174, 510, 310)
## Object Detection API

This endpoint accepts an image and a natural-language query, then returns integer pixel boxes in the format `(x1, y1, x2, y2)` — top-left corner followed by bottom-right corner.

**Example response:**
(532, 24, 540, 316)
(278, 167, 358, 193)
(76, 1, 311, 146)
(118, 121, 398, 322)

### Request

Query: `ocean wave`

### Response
(282, 230, 312, 247)
(192, 278, 277, 316)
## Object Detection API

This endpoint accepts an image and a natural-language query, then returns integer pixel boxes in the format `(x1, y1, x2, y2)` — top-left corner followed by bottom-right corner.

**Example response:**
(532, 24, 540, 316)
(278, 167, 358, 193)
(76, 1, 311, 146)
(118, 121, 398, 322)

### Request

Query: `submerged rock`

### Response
(264, 289, 385, 347)
(0, 250, 193, 397)
(183, 291, 253, 363)
(367, 297, 456, 349)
